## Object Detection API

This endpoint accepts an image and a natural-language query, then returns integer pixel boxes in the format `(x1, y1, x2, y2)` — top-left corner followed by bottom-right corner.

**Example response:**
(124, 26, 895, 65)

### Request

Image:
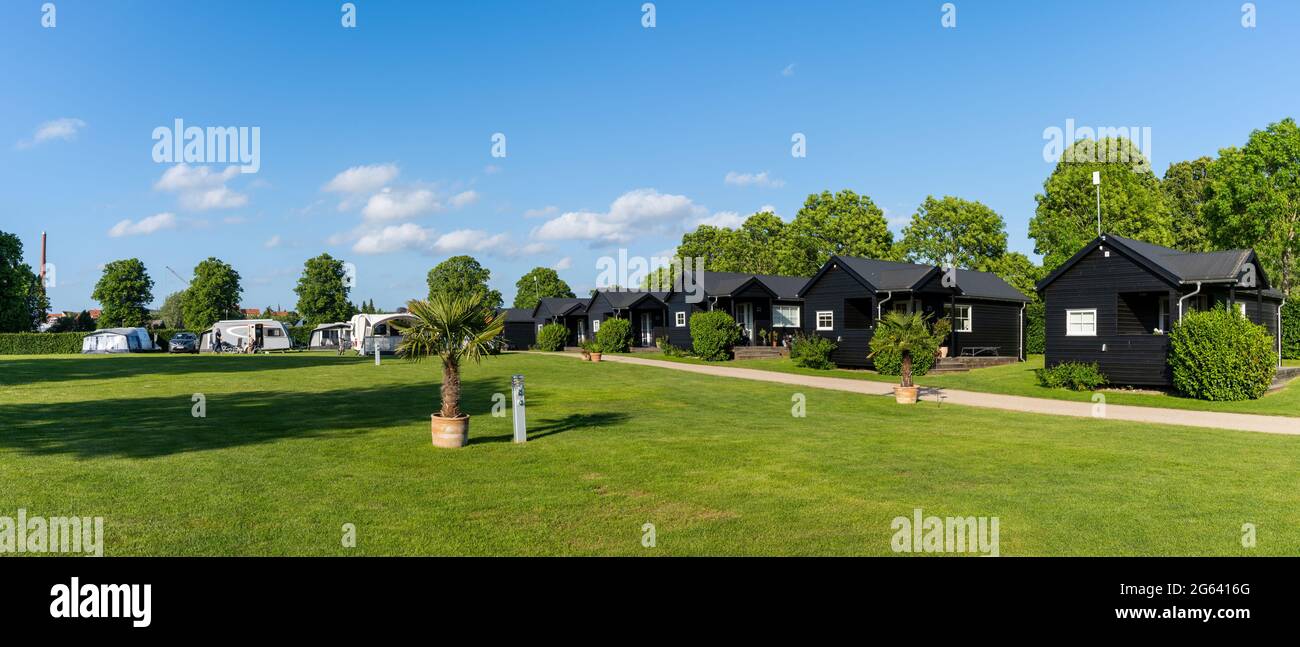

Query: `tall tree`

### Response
(1161, 157, 1215, 252)
(0, 231, 42, 332)
(513, 267, 574, 310)
(426, 255, 503, 309)
(184, 257, 243, 330)
(778, 190, 896, 276)
(1029, 137, 1173, 271)
(159, 291, 186, 328)
(75, 310, 96, 332)
(676, 225, 744, 273)
(900, 195, 1008, 268)
(1204, 117, 1300, 295)
(294, 253, 353, 326)
(983, 251, 1044, 299)
(92, 258, 154, 328)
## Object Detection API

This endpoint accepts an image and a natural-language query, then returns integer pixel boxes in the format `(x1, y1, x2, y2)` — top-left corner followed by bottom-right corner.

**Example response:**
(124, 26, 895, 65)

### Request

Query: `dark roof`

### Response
(533, 298, 588, 319)
(1037, 234, 1281, 296)
(499, 308, 535, 323)
(812, 255, 1030, 302)
(680, 270, 808, 299)
(752, 274, 806, 300)
(590, 290, 669, 310)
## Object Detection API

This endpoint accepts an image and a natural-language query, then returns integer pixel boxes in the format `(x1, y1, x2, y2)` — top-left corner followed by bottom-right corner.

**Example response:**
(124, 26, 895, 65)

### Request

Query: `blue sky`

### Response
(3, 1, 1298, 312)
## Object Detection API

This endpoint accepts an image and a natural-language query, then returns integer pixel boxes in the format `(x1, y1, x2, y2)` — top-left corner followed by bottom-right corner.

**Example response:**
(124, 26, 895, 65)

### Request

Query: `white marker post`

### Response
(511, 374, 527, 443)
(374, 339, 380, 366)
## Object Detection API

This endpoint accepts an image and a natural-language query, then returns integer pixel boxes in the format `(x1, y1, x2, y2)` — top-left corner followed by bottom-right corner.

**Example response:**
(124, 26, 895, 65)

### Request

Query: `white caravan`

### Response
(308, 322, 352, 350)
(199, 319, 293, 353)
(348, 313, 416, 354)
(81, 327, 157, 353)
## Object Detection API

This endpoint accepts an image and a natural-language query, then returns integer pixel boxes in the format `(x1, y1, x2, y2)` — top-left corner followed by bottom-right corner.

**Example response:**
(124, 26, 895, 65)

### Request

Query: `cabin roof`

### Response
(498, 308, 536, 323)
(1037, 234, 1282, 297)
(591, 290, 670, 310)
(807, 255, 1030, 302)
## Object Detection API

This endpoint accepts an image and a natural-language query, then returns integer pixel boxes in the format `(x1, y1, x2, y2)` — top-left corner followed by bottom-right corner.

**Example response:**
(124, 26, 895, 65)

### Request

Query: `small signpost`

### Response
(374, 339, 380, 366)
(511, 374, 527, 444)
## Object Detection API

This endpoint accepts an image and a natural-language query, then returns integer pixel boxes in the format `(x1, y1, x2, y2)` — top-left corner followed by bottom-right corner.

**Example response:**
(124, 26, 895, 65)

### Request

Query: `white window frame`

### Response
(592, 319, 601, 332)
(944, 304, 972, 333)
(815, 310, 834, 331)
(1235, 302, 1247, 317)
(773, 304, 801, 328)
(1065, 309, 1097, 337)
(675, 311, 687, 327)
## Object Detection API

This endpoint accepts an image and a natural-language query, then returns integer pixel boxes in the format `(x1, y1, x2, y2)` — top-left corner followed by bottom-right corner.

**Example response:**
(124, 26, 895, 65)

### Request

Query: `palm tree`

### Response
(869, 311, 950, 390)
(395, 293, 504, 445)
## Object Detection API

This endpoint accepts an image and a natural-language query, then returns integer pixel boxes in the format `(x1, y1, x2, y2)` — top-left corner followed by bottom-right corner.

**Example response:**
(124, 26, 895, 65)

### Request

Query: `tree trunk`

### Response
(440, 360, 461, 418)
(901, 351, 913, 388)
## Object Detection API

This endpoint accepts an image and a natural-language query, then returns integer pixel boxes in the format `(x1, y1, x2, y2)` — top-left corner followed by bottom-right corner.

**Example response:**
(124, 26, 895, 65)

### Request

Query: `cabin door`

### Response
(737, 302, 754, 344)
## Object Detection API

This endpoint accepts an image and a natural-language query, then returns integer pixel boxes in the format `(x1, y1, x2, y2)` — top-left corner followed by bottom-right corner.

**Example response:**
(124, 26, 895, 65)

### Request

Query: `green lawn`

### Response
(2, 352, 1297, 556)
(641, 352, 1300, 417)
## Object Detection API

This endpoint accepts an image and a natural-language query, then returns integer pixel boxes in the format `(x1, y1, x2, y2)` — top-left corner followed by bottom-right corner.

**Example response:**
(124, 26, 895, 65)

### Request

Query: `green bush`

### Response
(656, 338, 692, 357)
(535, 323, 568, 351)
(1036, 361, 1108, 391)
(1282, 299, 1300, 360)
(871, 334, 939, 377)
(1169, 308, 1275, 401)
(286, 326, 312, 348)
(1026, 301, 1045, 355)
(595, 317, 632, 353)
(689, 311, 742, 361)
(0, 332, 89, 354)
(790, 333, 837, 370)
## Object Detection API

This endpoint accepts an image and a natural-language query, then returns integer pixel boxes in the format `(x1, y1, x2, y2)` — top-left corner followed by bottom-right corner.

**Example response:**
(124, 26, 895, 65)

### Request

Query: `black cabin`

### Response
(586, 290, 671, 348)
(532, 297, 591, 347)
(498, 308, 537, 349)
(1036, 234, 1284, 386)
(661, 271, 807, 349)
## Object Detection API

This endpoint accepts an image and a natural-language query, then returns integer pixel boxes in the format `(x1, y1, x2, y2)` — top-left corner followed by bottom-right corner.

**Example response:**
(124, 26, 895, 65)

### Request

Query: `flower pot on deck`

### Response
(893, 385, 919, 404)
(431, 414, 469, 448)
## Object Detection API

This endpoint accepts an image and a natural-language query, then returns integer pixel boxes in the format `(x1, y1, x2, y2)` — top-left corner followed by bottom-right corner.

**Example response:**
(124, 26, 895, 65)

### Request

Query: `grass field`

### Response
(2, 352, 1298, 556)
(646, 353, 1300, 417)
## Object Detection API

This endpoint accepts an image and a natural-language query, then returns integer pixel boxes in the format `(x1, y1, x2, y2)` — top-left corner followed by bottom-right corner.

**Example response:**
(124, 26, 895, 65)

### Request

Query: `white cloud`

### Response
(553, 256, 573, 270)
(361, 188, 441, 221)
(533, 188, 709, 244)
(108, 212, 177, 238)
(448, 190, 479, 209)
(524, 205, 559, 218)
(724, 171, 785, 188)
(432, 229, 509, 254)
(352, 223, 434, 254)
(264, 235, 282, 249)
(483, 164, 502, 175)
(758, 204, 779, 216)
(154, 164, 248, 210)
(696, 211, 746, 228)
(782, 63, 797, 77)
(16, 118, 87, 149)
(324, 163, 400, 193)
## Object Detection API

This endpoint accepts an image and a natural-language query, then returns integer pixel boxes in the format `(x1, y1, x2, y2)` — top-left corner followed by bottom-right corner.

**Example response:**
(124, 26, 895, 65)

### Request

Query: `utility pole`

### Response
(1093, 170, 1102, 236)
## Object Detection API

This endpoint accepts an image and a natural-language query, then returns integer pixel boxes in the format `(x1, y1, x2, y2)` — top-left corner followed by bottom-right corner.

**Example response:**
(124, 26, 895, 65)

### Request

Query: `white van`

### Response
(199, 319, 293, 353)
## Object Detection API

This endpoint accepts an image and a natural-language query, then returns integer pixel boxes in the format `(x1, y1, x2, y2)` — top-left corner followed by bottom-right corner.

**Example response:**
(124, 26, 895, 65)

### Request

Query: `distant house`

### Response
(239, 308, 261, 317)
(498, 308, 538, 349)
(662, 272, 807, 349)
(587, 290, 670, 348)
(532, 298, 591, 346)
(1036, 234, 1284, 386)
(798, 256, 1030, 368)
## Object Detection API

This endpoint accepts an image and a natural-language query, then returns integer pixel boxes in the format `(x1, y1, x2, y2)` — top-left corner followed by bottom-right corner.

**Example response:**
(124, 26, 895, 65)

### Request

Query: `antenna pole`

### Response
(1093, 171, 1102, 237)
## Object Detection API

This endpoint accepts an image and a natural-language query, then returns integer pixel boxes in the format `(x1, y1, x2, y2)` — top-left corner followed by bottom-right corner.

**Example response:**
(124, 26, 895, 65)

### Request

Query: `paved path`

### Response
(554, 353, 1300, 436)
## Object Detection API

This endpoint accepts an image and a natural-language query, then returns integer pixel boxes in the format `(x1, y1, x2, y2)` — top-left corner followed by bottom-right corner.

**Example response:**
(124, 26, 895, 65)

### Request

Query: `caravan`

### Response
(81, 328, 157, 353)
(308, 322, 352, 350)
(348, 313, 415, 355)
(199, 319, 294, 353)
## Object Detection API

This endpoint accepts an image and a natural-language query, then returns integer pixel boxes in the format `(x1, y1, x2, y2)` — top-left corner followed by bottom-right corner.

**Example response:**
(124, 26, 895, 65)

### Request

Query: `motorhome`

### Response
(199, 319, 294, 353)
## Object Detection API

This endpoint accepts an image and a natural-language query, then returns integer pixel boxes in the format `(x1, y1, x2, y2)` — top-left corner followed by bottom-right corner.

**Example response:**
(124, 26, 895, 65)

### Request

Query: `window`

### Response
(266, 328, 284, 337)
(944, 304, 972, 333)
(592, 319, 601, 332)
(816, 311, 834, 331)
(772, 304, 801, 328)
(1066, 309, 1097, 336)
(675, 311, 687, 327)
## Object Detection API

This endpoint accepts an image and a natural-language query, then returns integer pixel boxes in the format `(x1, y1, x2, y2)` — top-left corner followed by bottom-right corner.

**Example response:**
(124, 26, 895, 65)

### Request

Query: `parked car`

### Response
(168, 332, 199, 354)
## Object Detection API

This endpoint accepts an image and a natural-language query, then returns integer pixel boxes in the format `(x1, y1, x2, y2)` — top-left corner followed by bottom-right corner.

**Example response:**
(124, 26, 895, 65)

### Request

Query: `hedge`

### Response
(1026, 301, 1045, 355)
(689, 311, 742, 361)
(1169, 308, 1275, 401)
(595, 317, 631, 353)
(535, 323, 568, 351)
(1283, 299, 1300, 360)
(0, 332, 89, 354)
(1036, 361, 1107, 391)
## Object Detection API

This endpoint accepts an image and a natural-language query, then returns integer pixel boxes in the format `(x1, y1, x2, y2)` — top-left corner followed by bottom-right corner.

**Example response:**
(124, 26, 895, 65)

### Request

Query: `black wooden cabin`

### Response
(797, 255, 1030, 368)
(532, 297, 591, 347)
(586, 290, 670, 347)
(661, 271, 807, 349)
(1036, 234, 1285, 386)
(498, 308, 537, 349)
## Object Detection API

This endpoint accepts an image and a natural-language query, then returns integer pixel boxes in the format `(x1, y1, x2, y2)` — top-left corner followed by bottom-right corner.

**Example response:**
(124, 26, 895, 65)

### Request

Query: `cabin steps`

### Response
(929, 356, 1020, 373)
(733, 346, 789, 360)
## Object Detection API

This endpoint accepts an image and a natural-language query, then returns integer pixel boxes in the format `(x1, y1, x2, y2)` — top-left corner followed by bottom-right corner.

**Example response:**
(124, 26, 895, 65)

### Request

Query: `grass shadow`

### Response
(467, 411, 631, 444)
(0, 354, 372, 387)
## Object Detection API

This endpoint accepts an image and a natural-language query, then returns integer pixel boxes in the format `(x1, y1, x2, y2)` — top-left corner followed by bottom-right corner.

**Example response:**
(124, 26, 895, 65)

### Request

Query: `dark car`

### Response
(168, 332, 199, 354)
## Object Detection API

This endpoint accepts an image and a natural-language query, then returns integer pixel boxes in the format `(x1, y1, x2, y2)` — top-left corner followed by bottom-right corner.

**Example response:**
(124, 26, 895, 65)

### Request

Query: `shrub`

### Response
(286, 326, 312, 349)
(595, 317, 632, 353)
(1282, 299, 1300, 360)
(1026, 301, 1045, 355)
(1169, 308, 1275, 401)
(0, 332, 88, 354)
(689, 311, 742, 361)
(869, 314, 949, 379)
(655, 337, 692, 357)
(1036, 362, 1108, 391)
(790, 333, 837, 370)
(535, 323, 568, 351)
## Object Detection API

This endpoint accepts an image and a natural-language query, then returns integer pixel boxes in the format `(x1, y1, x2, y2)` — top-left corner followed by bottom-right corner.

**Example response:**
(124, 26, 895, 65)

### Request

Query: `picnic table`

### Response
(960, 346, 999, 357)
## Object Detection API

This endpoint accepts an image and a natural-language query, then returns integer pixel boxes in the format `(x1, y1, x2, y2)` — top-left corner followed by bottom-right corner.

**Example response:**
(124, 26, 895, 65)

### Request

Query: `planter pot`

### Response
(431, 414, 469, 448)
(590, 352, 602, 363)
(938, 346, 949, 358)
(581, 352, 591, 361)
(893, 385, 919, 404)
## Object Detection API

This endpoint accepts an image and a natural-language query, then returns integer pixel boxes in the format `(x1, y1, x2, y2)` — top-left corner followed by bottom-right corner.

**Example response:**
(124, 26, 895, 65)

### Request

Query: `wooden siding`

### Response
(502, 322, 536, 349)
(801, 264, 875, 367)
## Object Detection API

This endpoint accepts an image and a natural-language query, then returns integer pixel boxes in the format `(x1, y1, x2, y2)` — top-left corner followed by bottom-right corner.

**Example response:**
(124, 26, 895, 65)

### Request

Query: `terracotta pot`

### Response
(938, 346, 949, 358)
(893, 385, 919, 404)
(431, 414, 469, 448)
(590, 352, 602, 363)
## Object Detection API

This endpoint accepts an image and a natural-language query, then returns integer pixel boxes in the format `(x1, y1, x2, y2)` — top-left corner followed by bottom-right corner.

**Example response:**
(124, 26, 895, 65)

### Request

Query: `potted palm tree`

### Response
(395, 292, 505, 448)
(869, 311, 948, 404)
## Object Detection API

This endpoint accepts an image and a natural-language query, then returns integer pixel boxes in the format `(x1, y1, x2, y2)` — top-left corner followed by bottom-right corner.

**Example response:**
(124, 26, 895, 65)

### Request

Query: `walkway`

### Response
(567, 353, 1300, 436)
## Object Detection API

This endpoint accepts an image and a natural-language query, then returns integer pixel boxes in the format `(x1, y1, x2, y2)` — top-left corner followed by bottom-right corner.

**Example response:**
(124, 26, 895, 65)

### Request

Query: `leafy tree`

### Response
(426, 255, 502, 309)
(1161, 157, 1215, 252)
(92, 258, 154, 328)
(294, 253, 353, 326)
(983, 252, 1044, 298)
(676, 225, 744, 273)
(900, 195, 1008, 268)
(159, 291, 186, 328)
(1204, 118, 1300, 295)
(734, 211, 788, 275)
(778, 190, 897, 276)
(1029, 137, 1173, 271)
(513, 267, 574, 310)
(184, 257, 242, 331)
(0, 231, 42, 332)
(75, 310, 96, 331)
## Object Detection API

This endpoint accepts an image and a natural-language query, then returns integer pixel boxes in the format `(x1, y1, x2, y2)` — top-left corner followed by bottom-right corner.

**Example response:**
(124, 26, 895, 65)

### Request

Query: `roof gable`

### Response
(1036, 234, 1272, 292)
